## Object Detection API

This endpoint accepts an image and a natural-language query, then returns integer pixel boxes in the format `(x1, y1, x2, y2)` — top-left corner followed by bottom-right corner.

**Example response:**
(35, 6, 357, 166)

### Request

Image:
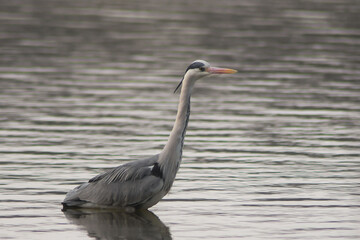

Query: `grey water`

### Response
(0, 0, 360, 239)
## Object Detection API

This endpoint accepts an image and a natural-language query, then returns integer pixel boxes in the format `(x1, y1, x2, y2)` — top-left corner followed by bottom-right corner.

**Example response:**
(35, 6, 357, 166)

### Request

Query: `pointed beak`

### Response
(207, 67, 237, 74)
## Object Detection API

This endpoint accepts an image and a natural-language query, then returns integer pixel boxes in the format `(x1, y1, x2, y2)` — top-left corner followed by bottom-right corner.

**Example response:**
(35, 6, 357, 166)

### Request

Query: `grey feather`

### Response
(89, 154, 159, 183)
(63, 154, 164, 209)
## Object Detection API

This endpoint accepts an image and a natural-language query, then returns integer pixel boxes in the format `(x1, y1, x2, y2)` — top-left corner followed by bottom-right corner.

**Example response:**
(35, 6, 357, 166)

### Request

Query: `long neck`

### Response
(159, 76, 194, 187)
(163, 78, 194, 157)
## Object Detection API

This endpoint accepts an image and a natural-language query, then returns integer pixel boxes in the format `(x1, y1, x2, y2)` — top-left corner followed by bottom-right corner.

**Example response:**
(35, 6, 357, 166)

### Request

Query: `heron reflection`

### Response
(63, 208, 172, 240)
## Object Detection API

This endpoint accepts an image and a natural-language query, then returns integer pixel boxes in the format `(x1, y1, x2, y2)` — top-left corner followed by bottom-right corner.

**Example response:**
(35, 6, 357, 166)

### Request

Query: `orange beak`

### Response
(207, 67, 237, 74)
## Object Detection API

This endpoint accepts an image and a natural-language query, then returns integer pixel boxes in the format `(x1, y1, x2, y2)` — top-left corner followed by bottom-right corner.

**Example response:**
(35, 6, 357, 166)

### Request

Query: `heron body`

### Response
(62, 60, 237, 210)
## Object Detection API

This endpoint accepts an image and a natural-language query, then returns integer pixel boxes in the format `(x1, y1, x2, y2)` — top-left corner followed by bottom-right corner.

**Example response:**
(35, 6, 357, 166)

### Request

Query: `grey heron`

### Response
(62, 60, 237, 210)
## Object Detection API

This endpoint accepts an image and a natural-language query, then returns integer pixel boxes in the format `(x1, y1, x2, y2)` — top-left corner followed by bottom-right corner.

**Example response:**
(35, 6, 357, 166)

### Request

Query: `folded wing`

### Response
(62, 154, 164, 208)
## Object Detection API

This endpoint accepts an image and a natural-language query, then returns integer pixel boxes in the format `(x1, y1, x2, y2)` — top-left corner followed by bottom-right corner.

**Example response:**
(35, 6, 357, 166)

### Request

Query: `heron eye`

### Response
(199, 67, 205, 72)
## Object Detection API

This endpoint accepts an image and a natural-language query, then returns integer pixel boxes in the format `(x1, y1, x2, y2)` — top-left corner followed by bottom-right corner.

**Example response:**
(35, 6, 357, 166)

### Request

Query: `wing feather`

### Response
(63, 154, 163, 208)
(89, 154, 159, 183)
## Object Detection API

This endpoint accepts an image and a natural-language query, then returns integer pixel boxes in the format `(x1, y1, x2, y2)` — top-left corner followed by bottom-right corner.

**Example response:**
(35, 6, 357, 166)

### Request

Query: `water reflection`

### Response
(63, 208, 172, 240)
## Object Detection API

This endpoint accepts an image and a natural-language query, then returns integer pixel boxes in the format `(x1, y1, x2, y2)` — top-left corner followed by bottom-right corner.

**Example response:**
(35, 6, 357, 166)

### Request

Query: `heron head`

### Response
(174, 60, 237, 93)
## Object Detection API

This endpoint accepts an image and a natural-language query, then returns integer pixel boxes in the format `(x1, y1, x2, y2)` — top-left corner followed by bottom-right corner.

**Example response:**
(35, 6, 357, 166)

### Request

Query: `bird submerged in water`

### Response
(62, 60, 237, 210)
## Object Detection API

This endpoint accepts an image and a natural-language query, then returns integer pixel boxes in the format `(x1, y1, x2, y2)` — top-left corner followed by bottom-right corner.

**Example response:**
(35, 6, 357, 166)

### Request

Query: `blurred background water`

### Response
(0, 0, 360, 239)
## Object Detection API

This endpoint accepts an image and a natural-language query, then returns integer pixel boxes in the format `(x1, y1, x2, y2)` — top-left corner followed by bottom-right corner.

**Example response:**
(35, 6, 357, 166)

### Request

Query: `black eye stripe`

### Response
(175, 61, 206, 93)
(185, 62, 205, 73)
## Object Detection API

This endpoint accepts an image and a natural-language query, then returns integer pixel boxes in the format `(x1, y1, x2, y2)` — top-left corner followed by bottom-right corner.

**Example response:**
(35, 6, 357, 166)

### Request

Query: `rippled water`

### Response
(1, 0, 360, 239)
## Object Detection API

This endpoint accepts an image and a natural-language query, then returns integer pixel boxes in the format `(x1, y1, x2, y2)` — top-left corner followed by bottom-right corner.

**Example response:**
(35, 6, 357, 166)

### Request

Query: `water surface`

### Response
(0, 0, 360, 239)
